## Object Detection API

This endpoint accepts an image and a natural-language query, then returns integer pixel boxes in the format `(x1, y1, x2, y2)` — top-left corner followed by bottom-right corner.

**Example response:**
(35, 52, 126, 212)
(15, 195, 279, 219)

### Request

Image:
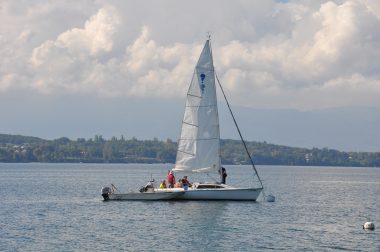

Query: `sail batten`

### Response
(187, 94, 202, 99)
(173, 40, 220, 173)
(178, 138, 219, 141)
(187, 104, 216, 108)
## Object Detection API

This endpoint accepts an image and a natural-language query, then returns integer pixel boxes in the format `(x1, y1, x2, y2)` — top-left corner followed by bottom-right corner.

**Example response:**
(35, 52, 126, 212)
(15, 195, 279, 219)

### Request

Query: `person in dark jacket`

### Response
(182, 176, 191, 187)
(221, 167, 227, 184)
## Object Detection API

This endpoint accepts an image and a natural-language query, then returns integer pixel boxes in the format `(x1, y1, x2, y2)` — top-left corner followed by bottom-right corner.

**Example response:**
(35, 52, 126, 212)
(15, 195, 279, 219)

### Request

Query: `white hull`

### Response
(154, 182, 262, 201)
(104, 191, 184, 201)
(103, 182, 262, 201)
(178, 188, 262, 201)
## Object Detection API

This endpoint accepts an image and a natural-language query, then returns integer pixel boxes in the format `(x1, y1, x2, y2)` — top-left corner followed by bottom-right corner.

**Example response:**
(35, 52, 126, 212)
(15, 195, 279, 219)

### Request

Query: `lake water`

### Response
(0, 163, 379, 251)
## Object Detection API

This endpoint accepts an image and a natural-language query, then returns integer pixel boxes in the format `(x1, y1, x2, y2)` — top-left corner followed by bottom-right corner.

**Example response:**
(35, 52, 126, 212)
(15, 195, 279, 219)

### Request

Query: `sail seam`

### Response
(177, 149, 195, 156)
(182, 121, 198, 127)
(179, 138, 218, 141)
(196, 67, 214, 72)
(185, 104, 217, 108)
(187, 94, 202, 99)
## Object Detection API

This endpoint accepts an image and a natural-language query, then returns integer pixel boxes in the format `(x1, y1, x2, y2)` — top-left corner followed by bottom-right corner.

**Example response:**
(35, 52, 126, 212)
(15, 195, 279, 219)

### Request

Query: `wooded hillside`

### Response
(1, 134, 379, 167)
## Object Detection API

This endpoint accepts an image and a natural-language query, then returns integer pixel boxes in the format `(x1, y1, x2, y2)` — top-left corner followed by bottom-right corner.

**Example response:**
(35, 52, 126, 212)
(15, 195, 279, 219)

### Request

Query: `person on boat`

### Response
(175, 179, 183, 188)
(167, 170, 176, 188)
(221, 167, 227, 184)
(159, 180, 167, 189)
(182, 176, 191, 187)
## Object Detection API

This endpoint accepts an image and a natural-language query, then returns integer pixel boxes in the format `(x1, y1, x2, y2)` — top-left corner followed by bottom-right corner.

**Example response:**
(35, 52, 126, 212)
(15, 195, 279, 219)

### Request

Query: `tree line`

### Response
(1, 134, 380, 167)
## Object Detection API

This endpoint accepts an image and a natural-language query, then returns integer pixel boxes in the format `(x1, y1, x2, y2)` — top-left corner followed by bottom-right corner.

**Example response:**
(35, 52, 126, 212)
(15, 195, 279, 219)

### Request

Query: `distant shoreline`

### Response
(1, 133, 379, 167)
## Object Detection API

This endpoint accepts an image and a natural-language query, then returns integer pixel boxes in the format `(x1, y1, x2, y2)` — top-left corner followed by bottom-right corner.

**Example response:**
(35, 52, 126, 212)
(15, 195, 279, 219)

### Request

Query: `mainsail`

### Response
(173, 40, 221, 173)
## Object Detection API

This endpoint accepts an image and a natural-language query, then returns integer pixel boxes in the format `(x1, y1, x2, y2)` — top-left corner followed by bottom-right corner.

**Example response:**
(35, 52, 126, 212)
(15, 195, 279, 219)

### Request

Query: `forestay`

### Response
(173, 40, 221, 173)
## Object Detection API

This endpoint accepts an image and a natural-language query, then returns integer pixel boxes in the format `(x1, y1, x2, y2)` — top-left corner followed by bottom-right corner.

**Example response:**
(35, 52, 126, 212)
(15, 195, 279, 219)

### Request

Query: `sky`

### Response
(1, 0, 380, 152)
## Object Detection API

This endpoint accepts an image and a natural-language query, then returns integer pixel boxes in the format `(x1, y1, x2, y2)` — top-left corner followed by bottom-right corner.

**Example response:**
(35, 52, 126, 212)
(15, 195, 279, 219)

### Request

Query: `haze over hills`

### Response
(1, 92, 379, 152)
(220, 106, 380, 152)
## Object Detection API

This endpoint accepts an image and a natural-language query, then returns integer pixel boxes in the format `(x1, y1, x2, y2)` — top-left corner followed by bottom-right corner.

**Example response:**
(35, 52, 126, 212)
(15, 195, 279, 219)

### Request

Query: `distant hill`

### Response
(0, 133, 379, 167)
(0, 134, 45, 145)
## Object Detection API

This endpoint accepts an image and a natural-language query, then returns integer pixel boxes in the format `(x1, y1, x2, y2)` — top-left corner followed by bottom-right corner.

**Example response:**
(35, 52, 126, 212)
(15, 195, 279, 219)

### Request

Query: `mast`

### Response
(208, 38, 223, 182)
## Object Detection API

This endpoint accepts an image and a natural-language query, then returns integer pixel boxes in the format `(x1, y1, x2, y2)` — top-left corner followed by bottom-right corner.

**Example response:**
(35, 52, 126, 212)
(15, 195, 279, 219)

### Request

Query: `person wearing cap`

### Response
(167, 170, 176, 188)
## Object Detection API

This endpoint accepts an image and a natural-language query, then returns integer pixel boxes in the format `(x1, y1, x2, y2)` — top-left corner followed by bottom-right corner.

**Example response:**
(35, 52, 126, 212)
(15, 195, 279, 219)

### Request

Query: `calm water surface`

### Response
(0, 163, 379, 251)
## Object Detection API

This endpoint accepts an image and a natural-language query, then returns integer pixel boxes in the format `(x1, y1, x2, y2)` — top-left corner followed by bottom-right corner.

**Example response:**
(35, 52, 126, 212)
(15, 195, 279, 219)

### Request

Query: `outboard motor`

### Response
(139, 181, 155, 193)
(101, 186, 112, 200)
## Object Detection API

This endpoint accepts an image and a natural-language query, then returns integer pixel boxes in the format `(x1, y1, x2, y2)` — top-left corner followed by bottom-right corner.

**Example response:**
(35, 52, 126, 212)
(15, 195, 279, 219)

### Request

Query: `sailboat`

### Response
(101, 38, 264, 201)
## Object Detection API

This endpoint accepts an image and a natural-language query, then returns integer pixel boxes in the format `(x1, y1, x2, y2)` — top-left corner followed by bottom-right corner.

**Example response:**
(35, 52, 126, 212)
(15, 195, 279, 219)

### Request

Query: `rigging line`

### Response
(215, 73, 264, 189)
(205, 172, 219, 183)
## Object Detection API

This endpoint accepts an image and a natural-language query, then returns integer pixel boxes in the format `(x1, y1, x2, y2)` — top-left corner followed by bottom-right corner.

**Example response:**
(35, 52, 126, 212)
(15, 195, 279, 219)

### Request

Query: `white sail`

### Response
(173, 40, 221, 173)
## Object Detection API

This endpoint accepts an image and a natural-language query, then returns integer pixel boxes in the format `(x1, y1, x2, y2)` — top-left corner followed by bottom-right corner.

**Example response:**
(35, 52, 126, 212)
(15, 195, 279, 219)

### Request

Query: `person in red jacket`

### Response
(167, 170, 176, 188)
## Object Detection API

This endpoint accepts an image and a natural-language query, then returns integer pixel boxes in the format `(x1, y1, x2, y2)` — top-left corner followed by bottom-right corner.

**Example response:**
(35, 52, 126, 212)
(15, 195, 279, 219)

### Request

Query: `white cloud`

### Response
(213, 1, 380, 109)
(29, 5, 120, 94)
(1, 0, 380, 110)
(122, 26, 199, 98)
